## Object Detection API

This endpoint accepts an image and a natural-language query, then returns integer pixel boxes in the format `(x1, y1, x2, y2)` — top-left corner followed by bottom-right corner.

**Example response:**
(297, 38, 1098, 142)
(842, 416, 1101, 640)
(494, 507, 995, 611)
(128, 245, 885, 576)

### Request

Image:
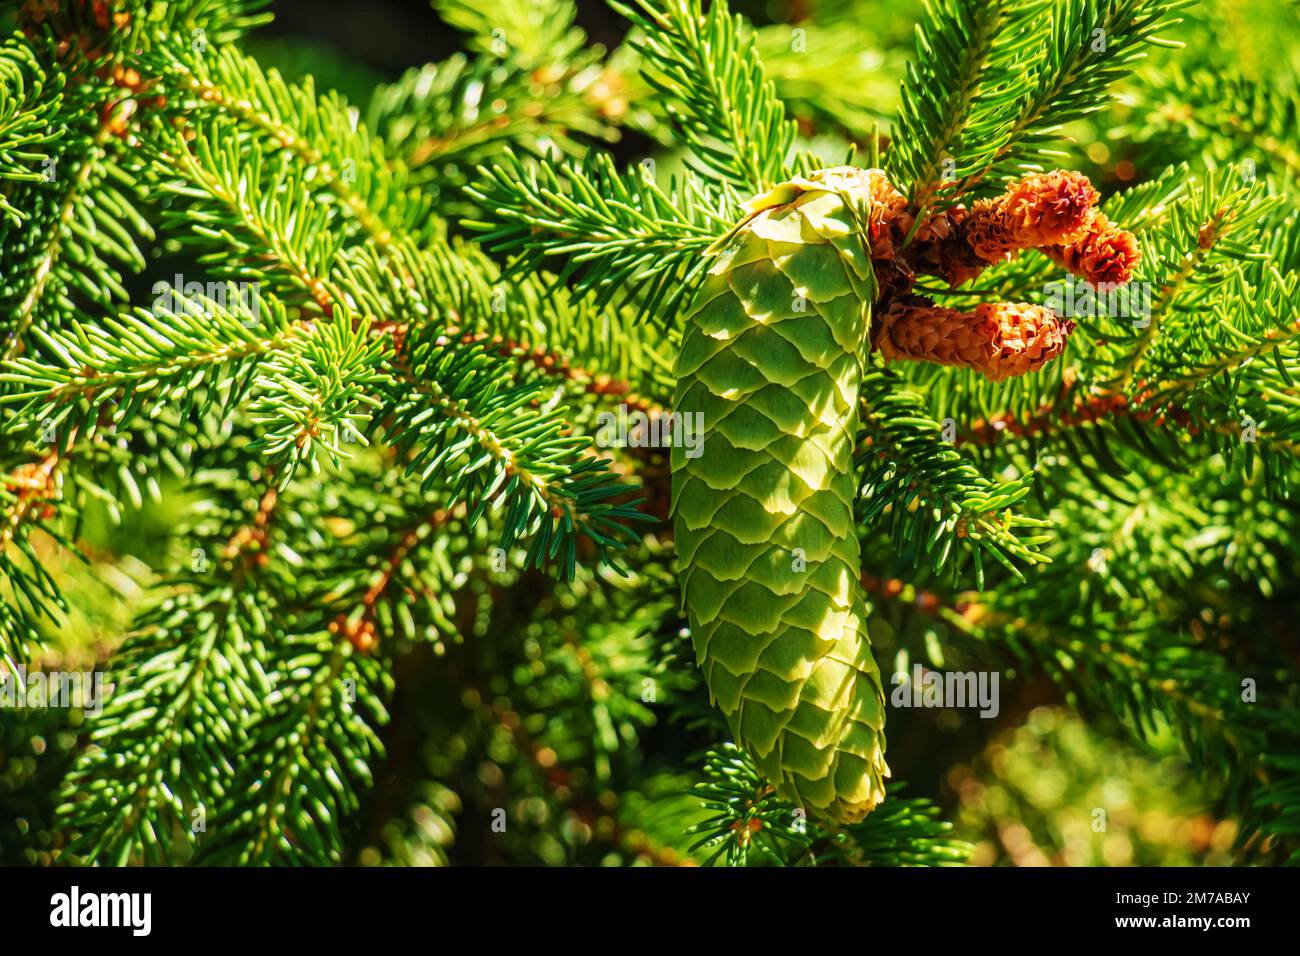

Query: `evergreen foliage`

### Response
(0, 0, 1297, 867)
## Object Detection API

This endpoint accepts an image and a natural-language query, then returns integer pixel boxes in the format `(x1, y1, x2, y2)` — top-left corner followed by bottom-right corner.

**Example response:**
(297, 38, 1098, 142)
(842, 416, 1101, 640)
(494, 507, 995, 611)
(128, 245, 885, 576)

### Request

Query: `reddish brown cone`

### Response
(875, 299, 1076, 381)
(1041, 210, 1141, 286)
(962, 171, 1100, 263)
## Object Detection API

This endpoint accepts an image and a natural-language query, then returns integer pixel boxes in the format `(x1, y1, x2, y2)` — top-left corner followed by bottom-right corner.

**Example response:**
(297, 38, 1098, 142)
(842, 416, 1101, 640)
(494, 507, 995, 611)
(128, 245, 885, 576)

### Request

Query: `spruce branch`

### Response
(971, 587, 1297, 855)
(0, 445, 70, 670)
(150, 115, 346, 316)
(750, 19, 898, 142)
(246, 313, 390, 485)
(862, 486, 1300, 860)
(887, 0, 1011, 213)
(919, 167, 1299, 497)
(950, 0, 1190, 199)
(1119, 64, 1300, 183)
(368, 0, 646, 220)
(92, 0, 276, 52)
(857, 366, 1053, 587)
(144, 42, 430, 249)
(610, 0, 799, 191)
(0, 290, 303, 444)
(333, 238, 677, 399)
(432, 0, 585, 67)
(382, 322, 645, 579)
(15, 0, 272, 58)
(2, 0, 275, 355)
(366, 51, 631, 219)
(465, 147, 730, 320)
(334, 240, 652, 575)
(1144, 264, 1300, 425)
(57, 475, 286, 865)
(323, 500, 470, 654)
(0, 33, 63, 223)
(0, 98, 150, 361)
(1101, 170, 1281, 391)
(194, 627, 389, 865)
(687, 744, 970, 866)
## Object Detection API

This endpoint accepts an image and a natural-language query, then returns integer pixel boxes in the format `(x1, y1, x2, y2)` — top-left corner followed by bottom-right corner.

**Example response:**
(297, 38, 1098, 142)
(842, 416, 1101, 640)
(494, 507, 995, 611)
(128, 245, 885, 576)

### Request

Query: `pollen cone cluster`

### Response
(876, 299, 1076, 382)
(962, 170, 1100, 261)
(851, 169, 1141, 293)
(1041, 210, 1141, 286)
(955, 171, 1141, 286)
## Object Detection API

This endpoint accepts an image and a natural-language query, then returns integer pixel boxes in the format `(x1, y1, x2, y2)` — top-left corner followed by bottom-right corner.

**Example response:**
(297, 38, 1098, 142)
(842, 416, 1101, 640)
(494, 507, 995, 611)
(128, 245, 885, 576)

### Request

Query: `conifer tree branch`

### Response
(328, 239, 649, 574)
(2, 3, 270, 359)
(326, 502, 469, 653)
(927, 169, 1300, 487)
(862, 528, 1300, 856)
(58, 474, 286, 865)
(1121, 65, 1300, 182)
(857, 367, 1052, 586)
(0, 443, 69, 670)
(247, 314, 391, 483)
(384, 331, 641, 572)
(687, 743, 970, 866)
(4, 0, 1298, 871)
(1109, 204, 1231, 391)
(0, 292, 303, 441)
(152, 117, 347, 316)
(367, 52, 630, 201)
(145, 44, 428, 249)
(4, 115, 120, 362)
(465, 147, 730, 320)
(889, 0, 1009, 213)
(951, 0, 1189, 199)
(0, 34, 63, 223)
(196, 628, 387, 865)
(610, 0, 798, 191)
(432, 0, 585, 66)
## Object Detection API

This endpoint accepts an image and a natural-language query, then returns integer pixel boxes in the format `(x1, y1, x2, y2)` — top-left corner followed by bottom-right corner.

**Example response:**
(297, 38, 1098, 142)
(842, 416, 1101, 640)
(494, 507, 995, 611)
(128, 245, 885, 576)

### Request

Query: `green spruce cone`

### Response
(671, 167, 888, 822)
